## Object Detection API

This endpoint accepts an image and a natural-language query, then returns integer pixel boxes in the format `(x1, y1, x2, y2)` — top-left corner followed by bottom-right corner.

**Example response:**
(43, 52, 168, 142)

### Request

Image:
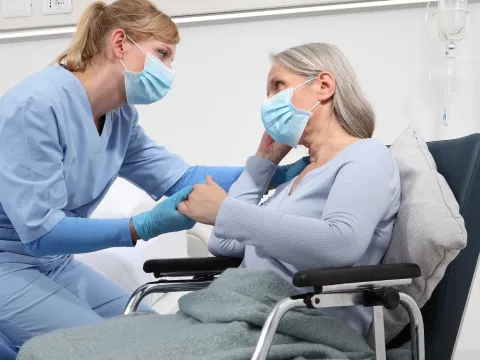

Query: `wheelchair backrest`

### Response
(390, 133, 480, 360)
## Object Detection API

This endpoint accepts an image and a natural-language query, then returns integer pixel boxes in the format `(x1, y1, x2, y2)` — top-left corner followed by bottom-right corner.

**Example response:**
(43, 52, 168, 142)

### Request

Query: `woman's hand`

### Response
(256, 132, 291, 165)
(178, 176, 228, 226)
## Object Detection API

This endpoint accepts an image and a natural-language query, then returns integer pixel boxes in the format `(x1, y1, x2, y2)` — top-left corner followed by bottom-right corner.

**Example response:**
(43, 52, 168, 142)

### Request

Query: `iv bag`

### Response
(435, 0, 469, 41)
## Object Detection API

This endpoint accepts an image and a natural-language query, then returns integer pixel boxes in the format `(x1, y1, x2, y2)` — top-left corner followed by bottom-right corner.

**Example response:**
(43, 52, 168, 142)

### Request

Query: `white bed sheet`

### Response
(74, 179, 189, 309)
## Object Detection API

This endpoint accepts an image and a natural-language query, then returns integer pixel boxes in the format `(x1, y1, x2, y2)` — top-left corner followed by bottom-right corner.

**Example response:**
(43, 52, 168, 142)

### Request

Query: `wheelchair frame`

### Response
(123, 258, 424, 360)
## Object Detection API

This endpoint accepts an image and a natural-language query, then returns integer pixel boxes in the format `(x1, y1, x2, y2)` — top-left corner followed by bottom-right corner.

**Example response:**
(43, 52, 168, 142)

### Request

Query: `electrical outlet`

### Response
(42, 0, 72, 15)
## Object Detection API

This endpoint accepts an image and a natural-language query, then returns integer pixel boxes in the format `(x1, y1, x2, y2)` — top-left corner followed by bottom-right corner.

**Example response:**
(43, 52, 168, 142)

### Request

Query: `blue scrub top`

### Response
(0, 65, 190, 273)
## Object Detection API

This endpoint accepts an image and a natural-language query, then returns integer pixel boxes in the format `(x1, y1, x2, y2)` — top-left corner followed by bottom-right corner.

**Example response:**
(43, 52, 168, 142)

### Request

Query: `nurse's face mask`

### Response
(261, 77, 320, 148)
(120, 35, 175, 105)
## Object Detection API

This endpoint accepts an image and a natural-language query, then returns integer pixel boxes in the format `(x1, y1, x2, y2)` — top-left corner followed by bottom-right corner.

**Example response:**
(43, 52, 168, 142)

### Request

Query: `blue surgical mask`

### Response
(261, 78, 319, 147)
(120, 36, 175, 105)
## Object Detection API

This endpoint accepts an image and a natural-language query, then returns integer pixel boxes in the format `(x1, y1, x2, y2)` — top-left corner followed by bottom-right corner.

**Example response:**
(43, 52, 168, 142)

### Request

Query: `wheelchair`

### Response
(124, 134, 480, 360)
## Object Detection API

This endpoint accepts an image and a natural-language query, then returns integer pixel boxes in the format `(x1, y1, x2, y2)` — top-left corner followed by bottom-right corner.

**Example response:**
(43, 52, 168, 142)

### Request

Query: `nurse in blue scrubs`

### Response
(0, 0, 307, 351)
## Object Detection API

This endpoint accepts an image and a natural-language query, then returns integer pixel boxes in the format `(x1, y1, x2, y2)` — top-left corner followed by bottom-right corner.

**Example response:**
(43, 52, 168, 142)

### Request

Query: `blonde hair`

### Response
(272, 43, 375, 139)
(57, 0, 179, 72)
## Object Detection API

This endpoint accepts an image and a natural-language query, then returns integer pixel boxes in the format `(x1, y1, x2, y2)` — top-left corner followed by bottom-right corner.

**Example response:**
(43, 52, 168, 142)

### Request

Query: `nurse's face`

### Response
(113, 30, 176, 71)
(127, 38, 176, 70)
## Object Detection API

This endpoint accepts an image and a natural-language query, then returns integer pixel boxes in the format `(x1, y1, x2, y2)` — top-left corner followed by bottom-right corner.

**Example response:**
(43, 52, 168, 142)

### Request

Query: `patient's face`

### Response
(266, 64, 318, 111)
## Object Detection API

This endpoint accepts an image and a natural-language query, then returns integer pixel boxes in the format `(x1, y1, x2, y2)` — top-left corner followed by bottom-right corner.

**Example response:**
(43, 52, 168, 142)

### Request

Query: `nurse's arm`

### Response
(25, 217, 135, 256)
(165, 166, 244, 196)
(118, 121, 246, 198)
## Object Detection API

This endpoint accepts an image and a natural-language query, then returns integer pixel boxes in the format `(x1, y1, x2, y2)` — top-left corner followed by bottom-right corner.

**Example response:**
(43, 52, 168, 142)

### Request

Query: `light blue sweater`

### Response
(209, 139, 401, 335)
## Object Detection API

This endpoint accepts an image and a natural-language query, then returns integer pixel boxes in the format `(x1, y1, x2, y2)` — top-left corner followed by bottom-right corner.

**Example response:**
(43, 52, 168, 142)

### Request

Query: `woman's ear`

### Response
(110, 29, 127, 59)
(316, 72, 336, 102)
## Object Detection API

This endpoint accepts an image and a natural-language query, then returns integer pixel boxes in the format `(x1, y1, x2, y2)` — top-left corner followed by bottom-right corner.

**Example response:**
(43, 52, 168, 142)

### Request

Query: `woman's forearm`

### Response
(206, 156, 277, 256)
(226, 156, 278, 205)
(214, 198, 370, 269)
(208, 234, 245, 258)
(25, 217, 134, 256)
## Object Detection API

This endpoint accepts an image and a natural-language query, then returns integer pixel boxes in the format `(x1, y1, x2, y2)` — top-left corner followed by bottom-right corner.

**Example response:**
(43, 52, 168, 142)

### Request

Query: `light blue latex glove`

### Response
(132, 186, 196, 240)
(272, 156, 310, 188)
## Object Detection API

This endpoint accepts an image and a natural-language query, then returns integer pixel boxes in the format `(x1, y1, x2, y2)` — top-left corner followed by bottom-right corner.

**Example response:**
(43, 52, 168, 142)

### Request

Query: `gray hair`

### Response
(272, 43, 375, 139)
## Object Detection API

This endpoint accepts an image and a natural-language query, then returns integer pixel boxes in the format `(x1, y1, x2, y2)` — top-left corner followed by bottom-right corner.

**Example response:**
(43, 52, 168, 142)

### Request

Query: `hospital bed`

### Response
(74, 179, 188, 312)
(122, 133, 480, 360)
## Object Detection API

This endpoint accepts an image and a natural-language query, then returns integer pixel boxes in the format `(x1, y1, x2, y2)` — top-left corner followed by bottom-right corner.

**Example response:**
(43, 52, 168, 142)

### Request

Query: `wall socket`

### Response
(42, 0, 72, 15)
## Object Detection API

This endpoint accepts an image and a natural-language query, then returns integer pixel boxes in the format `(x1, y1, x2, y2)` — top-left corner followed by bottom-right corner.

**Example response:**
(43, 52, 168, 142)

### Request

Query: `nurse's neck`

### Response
(73, 64, 126, 131)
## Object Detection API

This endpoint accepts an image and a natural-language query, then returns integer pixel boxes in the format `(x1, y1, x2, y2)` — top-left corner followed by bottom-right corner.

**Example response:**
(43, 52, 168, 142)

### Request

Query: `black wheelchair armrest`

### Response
(293, 263, 421, 288)
(143, 256, 243, 278)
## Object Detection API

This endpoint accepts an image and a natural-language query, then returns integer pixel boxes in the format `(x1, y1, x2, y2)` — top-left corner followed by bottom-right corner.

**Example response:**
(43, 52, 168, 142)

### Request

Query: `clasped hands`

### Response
(132, 133, 309, 241)
(177, 175, 227, 226)
(178, 131, 294, 225)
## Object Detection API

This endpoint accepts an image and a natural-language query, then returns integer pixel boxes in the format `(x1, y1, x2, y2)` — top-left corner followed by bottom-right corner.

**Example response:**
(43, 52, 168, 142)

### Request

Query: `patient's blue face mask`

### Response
(120, 36, 175, 105)
(261, 78, 320, 148)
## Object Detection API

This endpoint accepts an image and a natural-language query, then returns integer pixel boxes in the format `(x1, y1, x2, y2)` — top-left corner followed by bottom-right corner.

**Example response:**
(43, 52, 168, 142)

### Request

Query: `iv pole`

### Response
(432, 1, 469, 133)
(443, 40, 455, 127)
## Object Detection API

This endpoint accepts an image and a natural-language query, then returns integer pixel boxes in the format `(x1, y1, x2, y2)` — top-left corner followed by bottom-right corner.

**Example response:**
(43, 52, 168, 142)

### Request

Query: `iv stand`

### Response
(433, 6, 469, 137)
(443, 40, 455, 128)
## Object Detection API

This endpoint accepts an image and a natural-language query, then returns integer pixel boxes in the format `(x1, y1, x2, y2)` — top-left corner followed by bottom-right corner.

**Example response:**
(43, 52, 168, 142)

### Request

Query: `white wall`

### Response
(0, 4, 479, 358)
(141, 5, 480, 165)
(0, 0, 361, 31)
(1, 6, 479, 162)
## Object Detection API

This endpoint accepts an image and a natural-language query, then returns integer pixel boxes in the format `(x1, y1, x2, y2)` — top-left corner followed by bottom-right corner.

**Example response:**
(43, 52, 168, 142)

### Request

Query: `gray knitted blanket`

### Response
(18, 269, 411, 360)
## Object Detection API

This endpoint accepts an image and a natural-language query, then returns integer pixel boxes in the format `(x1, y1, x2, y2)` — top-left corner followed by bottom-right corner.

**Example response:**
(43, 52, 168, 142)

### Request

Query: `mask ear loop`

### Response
(120, 60, 128, 71)
(120, 34, 148, 72)
(308, 101, 321, 112)
(126, 34, 148, 55)
(293, 77, 321, 112)
(293, 77, 317, 91)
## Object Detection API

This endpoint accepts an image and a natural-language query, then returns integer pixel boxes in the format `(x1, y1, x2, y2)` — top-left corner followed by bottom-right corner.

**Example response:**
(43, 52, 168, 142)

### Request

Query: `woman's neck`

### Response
(73, 65, 126, 122)
(303, 117, 360, 166)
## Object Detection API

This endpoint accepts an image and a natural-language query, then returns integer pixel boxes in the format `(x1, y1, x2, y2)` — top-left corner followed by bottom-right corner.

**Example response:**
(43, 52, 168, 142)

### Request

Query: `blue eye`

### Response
(275, 81, 284, 90)
(157, 49, 167, 58)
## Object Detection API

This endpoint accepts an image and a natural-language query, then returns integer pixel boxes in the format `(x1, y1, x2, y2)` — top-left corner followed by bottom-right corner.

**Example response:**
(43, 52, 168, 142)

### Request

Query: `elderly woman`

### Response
(18, 43, 401, 360)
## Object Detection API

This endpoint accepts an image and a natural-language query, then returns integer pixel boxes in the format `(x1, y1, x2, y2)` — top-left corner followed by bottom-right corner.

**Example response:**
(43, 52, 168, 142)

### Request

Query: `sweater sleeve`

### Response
(213, 149, 398, 269)
(207, 156, 277, 258)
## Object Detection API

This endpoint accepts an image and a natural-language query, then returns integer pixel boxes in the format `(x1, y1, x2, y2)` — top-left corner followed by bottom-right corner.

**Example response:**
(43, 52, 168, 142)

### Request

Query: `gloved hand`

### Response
(272, 156, 310, 188)
(132, 186, 196, 241)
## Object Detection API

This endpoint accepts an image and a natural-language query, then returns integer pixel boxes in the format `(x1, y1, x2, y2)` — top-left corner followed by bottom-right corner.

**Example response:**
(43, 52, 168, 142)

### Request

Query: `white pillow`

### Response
(379, 125, 467, 343)
(186, 224, 214, 258)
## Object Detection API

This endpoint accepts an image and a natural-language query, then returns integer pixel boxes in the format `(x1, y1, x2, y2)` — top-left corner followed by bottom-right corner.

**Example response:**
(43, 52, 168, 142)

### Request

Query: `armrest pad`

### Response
(143, 256, 243, 278)
(293, 263, 421, 288)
